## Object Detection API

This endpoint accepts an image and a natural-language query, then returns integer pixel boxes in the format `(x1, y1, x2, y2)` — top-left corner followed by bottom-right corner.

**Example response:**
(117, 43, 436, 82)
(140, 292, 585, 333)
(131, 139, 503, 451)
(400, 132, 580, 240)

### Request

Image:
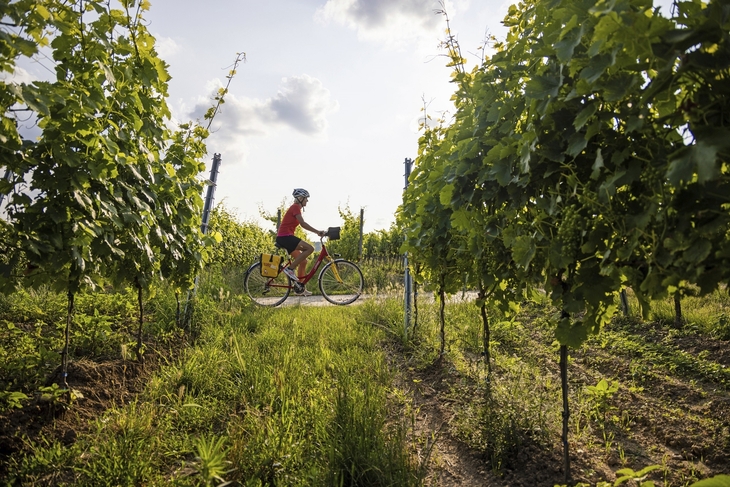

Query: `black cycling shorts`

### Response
(275, 235, 302, 254)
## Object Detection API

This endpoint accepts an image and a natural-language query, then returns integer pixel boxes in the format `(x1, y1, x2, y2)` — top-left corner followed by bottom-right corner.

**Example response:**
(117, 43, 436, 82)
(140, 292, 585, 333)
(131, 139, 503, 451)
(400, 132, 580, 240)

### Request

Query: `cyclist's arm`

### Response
(295, 214, 326, 236)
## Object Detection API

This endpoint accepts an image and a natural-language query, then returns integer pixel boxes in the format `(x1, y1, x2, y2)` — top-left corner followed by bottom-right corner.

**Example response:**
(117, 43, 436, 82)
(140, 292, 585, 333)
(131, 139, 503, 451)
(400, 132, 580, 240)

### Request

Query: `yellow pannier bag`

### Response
(260, 253, 283, 278)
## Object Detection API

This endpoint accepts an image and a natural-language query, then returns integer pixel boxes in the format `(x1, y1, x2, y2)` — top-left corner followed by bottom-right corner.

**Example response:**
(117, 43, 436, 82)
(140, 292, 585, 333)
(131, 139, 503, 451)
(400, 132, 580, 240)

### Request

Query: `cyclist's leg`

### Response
(291, 249, 307, 279)
(275, 235, 301, 283)
(289, 240, 313, 271)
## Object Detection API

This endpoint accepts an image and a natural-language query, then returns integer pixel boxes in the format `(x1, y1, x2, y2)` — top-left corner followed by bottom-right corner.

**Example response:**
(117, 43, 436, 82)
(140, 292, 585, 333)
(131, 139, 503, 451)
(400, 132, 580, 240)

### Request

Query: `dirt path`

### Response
(279, 291, 479, 307)
(399, 359, 495, 486)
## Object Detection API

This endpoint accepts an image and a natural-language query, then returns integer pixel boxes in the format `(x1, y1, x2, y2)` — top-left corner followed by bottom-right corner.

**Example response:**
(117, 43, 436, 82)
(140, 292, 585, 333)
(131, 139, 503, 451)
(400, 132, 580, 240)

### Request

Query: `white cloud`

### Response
(266, 75, 339, 136)
(153, 34, 180, 59)
(185, 75, 338, 164)
(315, 0, 461, 49)
(0, 66, 36, 84)
(192, 75, 338, 136)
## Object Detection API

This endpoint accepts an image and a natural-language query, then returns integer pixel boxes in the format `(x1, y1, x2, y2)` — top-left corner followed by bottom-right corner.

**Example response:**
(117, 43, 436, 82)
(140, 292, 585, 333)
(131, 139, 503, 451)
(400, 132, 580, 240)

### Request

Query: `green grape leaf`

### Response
(666, 149, 694, 186)
(574, 103, 597, 131)
(512, 235, 536, 269)
(599, 73, 638, 102)
(683, 239, 712, 265)
(566, 132, 588, 157)
(555, 317, 589, 348)
(525, 74, 562, 100)
(555, 25, 584, 63)
(440, 183, 455, 206)
(579, 51, 616, 84)
(692, 142, 719, 184)
(590, 148, 604, 180)
(489, 158, 514, 186)
(690, 475, 730, 487)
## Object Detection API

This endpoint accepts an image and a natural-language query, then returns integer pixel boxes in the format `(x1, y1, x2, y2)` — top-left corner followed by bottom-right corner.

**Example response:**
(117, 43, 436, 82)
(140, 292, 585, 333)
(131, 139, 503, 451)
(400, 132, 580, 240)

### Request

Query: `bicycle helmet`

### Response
(292, 188, 310, 199)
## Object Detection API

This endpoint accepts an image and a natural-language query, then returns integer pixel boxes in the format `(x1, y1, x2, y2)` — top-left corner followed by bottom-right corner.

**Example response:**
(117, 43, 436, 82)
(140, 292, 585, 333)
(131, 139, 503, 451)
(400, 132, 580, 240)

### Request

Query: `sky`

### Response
(141, 0, 512, 234)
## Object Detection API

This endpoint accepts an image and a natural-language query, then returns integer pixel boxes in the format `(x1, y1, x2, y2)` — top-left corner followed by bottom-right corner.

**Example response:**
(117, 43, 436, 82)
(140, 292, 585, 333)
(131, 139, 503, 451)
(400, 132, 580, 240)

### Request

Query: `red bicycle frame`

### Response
(267, 238, 337, 290)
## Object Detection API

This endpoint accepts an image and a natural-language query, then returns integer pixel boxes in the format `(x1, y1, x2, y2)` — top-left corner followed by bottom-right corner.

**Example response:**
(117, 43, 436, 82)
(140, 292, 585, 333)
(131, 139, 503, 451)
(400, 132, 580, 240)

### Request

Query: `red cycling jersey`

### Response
(277, 203, 302, 236)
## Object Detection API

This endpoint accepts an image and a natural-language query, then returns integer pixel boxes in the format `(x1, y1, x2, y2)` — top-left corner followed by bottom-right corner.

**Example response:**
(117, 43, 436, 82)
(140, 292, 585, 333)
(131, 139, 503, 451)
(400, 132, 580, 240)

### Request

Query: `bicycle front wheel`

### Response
(318, 260, 363, 305)
(244, 262, 291, 307)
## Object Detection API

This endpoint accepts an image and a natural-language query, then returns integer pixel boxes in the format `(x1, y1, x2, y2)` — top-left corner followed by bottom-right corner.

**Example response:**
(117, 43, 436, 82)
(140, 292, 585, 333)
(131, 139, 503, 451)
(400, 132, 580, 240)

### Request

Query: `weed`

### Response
(75, 403, 160, 486)
(615, 465, 663, 486)
(358, 296, 411, 344)
(617, 443, 627, 466)
(0, 390, 29, 411)
(326, 373, 417, 486)
(193, 435, 233, 486)
(6, 437, 78, 485)
(37, 383, 83, 410)
(585, 378, 620, 425)
(6, 265, 729, 486)
(603, 430, 615, 456)
(712, 314, 730, 341)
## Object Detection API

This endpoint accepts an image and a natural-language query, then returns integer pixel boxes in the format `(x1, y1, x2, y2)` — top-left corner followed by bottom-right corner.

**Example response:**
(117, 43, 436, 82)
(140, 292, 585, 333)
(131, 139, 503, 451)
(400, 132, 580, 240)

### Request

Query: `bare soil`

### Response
(388, 347, 569, 486)
(0, 352, 165, 479)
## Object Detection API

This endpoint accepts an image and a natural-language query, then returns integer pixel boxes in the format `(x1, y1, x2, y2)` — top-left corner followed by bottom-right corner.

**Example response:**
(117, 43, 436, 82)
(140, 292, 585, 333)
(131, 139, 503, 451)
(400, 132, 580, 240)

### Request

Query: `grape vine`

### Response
(1, 1, 235, 373)
(403, 0, 730, 364)
(400, 0, 729, 480)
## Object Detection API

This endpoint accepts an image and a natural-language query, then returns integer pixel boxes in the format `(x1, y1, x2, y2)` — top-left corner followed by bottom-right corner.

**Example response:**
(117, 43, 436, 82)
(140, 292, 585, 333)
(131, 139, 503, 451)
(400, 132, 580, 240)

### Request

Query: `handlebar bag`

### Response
(327, 227, 341, 240)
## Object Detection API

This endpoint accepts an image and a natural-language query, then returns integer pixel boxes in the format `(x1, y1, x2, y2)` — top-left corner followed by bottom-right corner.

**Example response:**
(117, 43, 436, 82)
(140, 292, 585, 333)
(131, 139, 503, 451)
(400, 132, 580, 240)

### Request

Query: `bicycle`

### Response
(244, 228, 364, 307)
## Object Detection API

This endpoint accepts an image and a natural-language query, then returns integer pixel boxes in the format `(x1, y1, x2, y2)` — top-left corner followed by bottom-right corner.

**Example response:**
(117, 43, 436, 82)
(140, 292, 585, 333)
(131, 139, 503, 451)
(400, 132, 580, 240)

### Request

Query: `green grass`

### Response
(4, 274, 729, 486)
(588, 322, 730, 389)
(5, 298, 420, 486)
(404, 298, 563, 470)
(649, 289, 730, 340)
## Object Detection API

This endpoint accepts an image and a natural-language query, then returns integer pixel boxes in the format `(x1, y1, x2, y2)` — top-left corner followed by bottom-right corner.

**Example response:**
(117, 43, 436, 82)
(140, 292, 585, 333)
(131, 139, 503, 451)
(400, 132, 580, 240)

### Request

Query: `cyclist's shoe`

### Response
(295, 288, 312, 297)
(282, 267, 299, 282)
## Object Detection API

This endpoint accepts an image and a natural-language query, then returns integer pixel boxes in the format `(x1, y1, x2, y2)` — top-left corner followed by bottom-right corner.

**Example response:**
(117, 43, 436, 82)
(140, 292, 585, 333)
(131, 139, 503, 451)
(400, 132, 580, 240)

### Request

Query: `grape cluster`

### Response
(556, 205, 585, 255)
(640, 164, 663, 187)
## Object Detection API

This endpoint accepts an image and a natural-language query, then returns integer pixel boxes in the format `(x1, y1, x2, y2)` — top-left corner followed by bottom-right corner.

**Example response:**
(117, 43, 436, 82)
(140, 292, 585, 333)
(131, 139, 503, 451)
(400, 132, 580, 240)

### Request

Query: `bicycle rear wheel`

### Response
(318, 260, 363, 305)
(244, 262, 291, 306)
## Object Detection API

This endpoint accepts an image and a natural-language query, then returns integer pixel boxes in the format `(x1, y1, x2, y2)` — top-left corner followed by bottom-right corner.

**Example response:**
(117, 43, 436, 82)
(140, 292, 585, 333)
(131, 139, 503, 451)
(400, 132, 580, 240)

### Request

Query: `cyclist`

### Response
(276, 188, 327, 296)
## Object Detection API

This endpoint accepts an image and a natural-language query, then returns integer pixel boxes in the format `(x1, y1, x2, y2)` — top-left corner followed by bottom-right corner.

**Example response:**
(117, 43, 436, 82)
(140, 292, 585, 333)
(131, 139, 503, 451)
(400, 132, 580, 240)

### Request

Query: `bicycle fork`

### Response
(327, 256, 345, 283)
